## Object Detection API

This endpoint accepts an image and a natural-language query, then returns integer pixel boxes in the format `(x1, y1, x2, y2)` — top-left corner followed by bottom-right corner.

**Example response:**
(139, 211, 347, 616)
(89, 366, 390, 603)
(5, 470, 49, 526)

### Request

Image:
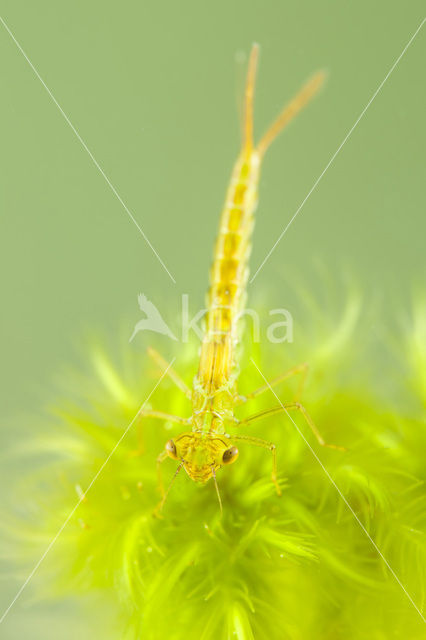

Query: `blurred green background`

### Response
(0, 0, 424, 637)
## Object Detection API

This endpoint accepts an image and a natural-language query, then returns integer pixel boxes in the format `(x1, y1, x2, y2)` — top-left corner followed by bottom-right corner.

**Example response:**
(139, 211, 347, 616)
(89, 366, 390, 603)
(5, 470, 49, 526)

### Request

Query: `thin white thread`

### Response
(0, 358, 175, 624)
(250, 18, 425, 283)
(250, 357, 426, 624)
(0, 15, 176, 283)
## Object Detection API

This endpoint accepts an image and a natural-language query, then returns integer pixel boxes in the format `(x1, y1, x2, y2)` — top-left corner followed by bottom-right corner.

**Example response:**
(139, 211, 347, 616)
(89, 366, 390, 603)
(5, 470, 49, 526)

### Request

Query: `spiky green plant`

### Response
(3, 294, 426, 639)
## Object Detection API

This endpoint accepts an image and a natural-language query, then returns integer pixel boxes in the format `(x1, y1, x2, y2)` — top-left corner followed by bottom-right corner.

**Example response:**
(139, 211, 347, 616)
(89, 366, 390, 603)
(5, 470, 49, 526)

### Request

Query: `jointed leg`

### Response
(156, 450, 168, 497)
(154, 456, 184, 517)
(232, 434, 281, 496)
(131, 407, 189, 457)
(237, 402, 344, 451)
(137, 408, 189, 425)
(147, 347, 192, 400)
(236, 362, 308, 405)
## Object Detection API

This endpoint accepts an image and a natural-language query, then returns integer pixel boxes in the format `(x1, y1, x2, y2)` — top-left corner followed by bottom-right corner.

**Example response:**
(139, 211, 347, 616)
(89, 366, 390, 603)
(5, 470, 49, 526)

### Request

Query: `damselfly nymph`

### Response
(139, 44, 342, 513)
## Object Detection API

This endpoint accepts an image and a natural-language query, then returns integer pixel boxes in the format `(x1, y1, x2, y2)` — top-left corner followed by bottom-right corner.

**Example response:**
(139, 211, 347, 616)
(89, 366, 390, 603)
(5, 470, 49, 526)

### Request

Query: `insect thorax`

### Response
(191, 380, 236, 434)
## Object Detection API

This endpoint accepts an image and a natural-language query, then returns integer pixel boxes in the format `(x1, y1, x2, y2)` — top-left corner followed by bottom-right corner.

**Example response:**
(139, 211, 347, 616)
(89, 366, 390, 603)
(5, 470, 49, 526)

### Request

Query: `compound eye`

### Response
(222, 446, 239, 465)
(165, 439, 178, 460)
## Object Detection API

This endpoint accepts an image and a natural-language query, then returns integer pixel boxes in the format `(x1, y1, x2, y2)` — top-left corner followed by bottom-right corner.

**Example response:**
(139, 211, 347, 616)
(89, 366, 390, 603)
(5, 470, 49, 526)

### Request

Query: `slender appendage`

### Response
(154, 461, 184, 516)
(196, 45, 326, 406)
(130, 409, 189, 458)
(132, 349, 190, 458)
(256, 71, 326, 157)
(140, 47, 334, 512)
(148, 347, 192, 399)
(232, 434, 282, 496)
(156, 450, 168, 497)
(212, 467, 223, 515)
(238, 403, 345, 451)
(235, 363, 308, 405)
(195, 45, 261, 397)
(242, 43, 259, 151)
(137, 408, 189, 426)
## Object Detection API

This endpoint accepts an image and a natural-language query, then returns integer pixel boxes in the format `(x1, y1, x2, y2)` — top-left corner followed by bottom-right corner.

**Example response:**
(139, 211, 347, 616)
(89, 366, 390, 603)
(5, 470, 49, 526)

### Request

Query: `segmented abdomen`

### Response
(195, 152, 260, 397)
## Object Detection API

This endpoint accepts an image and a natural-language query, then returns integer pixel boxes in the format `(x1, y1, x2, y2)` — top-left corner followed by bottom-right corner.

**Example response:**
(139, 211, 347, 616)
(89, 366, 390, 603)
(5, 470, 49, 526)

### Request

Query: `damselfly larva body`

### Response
(140, 45, 339, 512)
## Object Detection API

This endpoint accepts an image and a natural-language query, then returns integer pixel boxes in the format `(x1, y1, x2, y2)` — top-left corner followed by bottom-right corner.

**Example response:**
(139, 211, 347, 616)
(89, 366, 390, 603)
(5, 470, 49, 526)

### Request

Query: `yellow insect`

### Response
(140, 44, 339, 512)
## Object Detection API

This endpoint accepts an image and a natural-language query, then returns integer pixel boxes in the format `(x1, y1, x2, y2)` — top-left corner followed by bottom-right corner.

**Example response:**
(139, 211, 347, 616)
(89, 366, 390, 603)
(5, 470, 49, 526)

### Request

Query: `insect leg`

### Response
(235, 362, 308, 405)
(156, 450, 168, 498)
(130, 408, 190, 457)
(231, 433, 281, 496)
(237, 402, 345, 451)
(148, 347, 192, 399)
(137, 408, 189, 425)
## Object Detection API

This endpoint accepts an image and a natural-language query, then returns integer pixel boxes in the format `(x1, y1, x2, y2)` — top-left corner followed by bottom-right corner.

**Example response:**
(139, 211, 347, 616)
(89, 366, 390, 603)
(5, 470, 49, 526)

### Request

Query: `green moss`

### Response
(6, 295, 426, 639)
